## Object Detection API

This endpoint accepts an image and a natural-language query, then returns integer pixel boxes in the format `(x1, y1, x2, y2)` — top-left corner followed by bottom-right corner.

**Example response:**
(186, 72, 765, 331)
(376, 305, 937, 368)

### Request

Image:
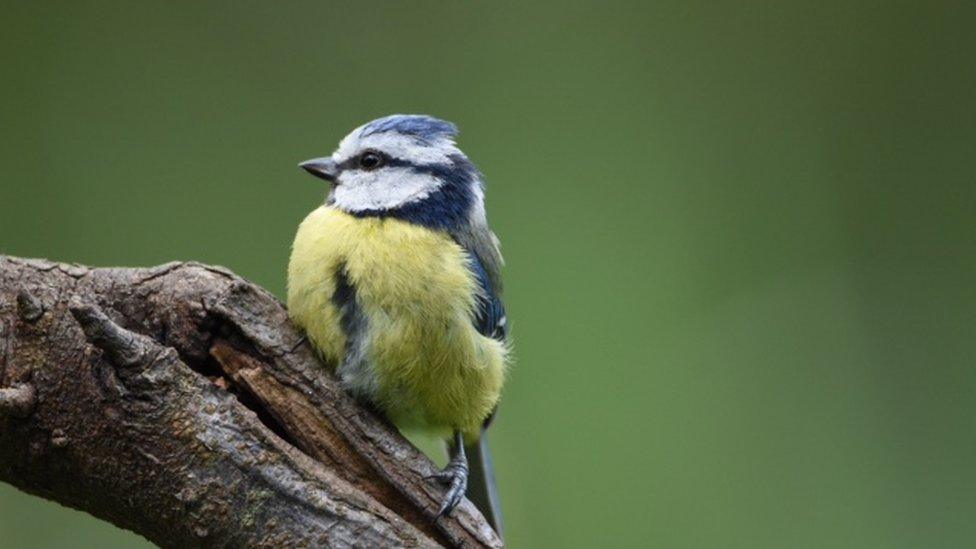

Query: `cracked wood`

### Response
(0, 255, 502, 548)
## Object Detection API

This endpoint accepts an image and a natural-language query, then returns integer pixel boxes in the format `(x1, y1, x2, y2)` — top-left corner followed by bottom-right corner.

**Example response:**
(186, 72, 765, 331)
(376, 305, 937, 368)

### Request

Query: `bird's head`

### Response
(299, 114, 480, 214)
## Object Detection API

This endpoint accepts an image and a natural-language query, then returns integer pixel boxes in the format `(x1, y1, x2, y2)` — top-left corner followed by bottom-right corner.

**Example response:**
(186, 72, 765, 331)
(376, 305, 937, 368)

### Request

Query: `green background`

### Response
(2, 1, 974, 547)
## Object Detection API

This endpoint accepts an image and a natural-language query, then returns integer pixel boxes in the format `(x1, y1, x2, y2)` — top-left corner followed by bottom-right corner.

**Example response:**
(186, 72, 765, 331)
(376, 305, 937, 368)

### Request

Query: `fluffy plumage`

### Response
(289, 206, 507, 437)
(289, 114, 508, 436)
(289, 115, 508, 529)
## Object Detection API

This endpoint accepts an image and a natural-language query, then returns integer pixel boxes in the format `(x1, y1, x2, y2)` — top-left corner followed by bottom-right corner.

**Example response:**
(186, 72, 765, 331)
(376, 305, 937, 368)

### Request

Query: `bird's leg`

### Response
(428, 430, 468, 518)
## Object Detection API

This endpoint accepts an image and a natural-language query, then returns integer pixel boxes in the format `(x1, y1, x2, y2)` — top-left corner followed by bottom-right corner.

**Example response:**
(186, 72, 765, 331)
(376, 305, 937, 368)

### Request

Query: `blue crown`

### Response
(360, 114, 459, 142)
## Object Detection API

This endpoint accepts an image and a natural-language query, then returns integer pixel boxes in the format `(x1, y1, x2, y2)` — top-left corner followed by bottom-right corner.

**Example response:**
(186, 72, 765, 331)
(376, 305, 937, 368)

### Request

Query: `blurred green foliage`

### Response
(2, 1, 975, 547)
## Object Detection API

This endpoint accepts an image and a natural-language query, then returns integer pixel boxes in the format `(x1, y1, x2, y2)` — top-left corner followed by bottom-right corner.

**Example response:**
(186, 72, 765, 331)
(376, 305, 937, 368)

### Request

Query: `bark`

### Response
(0, 255, 502, 548)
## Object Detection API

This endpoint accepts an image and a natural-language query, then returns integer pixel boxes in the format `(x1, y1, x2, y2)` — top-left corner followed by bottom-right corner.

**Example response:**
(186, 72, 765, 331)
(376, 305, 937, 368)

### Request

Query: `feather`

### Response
(465, 248, 507, 341)
(465, 434, 504, 537)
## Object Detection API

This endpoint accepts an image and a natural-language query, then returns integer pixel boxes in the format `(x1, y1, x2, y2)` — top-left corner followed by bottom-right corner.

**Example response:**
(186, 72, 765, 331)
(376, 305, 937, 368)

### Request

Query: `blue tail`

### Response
(466, 434, 504, 538)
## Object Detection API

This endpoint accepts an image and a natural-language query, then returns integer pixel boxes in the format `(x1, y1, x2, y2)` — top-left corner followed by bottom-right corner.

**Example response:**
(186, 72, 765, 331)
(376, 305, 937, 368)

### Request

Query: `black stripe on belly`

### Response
(332, 265, 372, 399)
(332, 265, 365, 338)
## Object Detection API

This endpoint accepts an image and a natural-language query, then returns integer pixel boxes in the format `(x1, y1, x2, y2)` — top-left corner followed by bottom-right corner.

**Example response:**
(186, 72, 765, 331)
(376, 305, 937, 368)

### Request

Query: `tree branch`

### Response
(0, 255, 502, 548)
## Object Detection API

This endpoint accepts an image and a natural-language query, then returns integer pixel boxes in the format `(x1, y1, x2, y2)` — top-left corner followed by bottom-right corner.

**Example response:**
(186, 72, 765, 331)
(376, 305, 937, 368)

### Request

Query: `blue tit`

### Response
(288, 114, 508, 532)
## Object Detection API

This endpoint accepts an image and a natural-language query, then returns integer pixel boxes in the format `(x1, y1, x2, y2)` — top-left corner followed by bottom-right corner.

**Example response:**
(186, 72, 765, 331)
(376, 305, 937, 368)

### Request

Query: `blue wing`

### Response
(467, 253, 507, 341)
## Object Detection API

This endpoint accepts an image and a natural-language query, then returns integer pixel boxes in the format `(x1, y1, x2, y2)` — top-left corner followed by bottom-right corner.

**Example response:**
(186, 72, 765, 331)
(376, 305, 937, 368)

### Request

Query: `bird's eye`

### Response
(359, 151, 383, 170)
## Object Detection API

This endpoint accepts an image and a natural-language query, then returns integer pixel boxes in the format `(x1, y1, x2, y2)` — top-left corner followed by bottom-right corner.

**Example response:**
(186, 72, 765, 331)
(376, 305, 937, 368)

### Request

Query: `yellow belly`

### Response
(287, 206, 506, 439)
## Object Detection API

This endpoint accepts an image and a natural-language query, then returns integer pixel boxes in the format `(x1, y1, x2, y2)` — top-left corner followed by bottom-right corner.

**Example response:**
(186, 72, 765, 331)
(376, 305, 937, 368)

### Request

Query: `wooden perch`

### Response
(0, 255, 502, 548)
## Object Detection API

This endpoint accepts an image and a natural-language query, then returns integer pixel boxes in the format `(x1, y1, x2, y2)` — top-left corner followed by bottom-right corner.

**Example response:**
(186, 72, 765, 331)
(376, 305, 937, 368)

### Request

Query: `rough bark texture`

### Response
(0, 256, 502, 548)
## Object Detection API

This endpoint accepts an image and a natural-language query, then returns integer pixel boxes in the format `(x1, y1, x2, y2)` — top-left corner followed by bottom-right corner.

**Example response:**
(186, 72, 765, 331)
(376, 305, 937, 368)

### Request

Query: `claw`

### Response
(430, 431, 469, 519)
(435, 463, 468, 517)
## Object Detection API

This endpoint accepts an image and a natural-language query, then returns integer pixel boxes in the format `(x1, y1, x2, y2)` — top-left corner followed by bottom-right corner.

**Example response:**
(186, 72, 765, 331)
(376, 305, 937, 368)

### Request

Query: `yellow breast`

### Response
(287, 205, 506, 438)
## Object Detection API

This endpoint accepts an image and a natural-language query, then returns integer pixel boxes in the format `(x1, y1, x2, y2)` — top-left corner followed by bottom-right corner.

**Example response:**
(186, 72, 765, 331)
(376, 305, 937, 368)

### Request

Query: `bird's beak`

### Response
(298, 157, 339, 182)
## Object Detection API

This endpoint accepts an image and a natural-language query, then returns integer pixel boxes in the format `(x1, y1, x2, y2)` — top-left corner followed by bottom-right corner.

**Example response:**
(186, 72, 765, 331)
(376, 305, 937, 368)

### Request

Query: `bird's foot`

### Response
(427, 456, 469, 518)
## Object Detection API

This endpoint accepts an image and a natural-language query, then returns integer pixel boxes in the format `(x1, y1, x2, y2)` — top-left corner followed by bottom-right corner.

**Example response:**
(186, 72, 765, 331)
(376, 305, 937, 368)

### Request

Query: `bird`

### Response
(287, 114, 508, 534)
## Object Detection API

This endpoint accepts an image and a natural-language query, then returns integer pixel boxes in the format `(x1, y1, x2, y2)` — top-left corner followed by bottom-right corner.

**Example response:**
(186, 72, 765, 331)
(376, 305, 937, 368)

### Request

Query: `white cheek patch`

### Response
(333, 167, 444, 212)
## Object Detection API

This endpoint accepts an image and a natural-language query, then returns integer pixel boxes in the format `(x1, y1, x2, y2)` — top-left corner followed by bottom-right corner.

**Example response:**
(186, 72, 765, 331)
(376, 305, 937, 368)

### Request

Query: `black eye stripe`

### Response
(334, 154, 422, 173)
